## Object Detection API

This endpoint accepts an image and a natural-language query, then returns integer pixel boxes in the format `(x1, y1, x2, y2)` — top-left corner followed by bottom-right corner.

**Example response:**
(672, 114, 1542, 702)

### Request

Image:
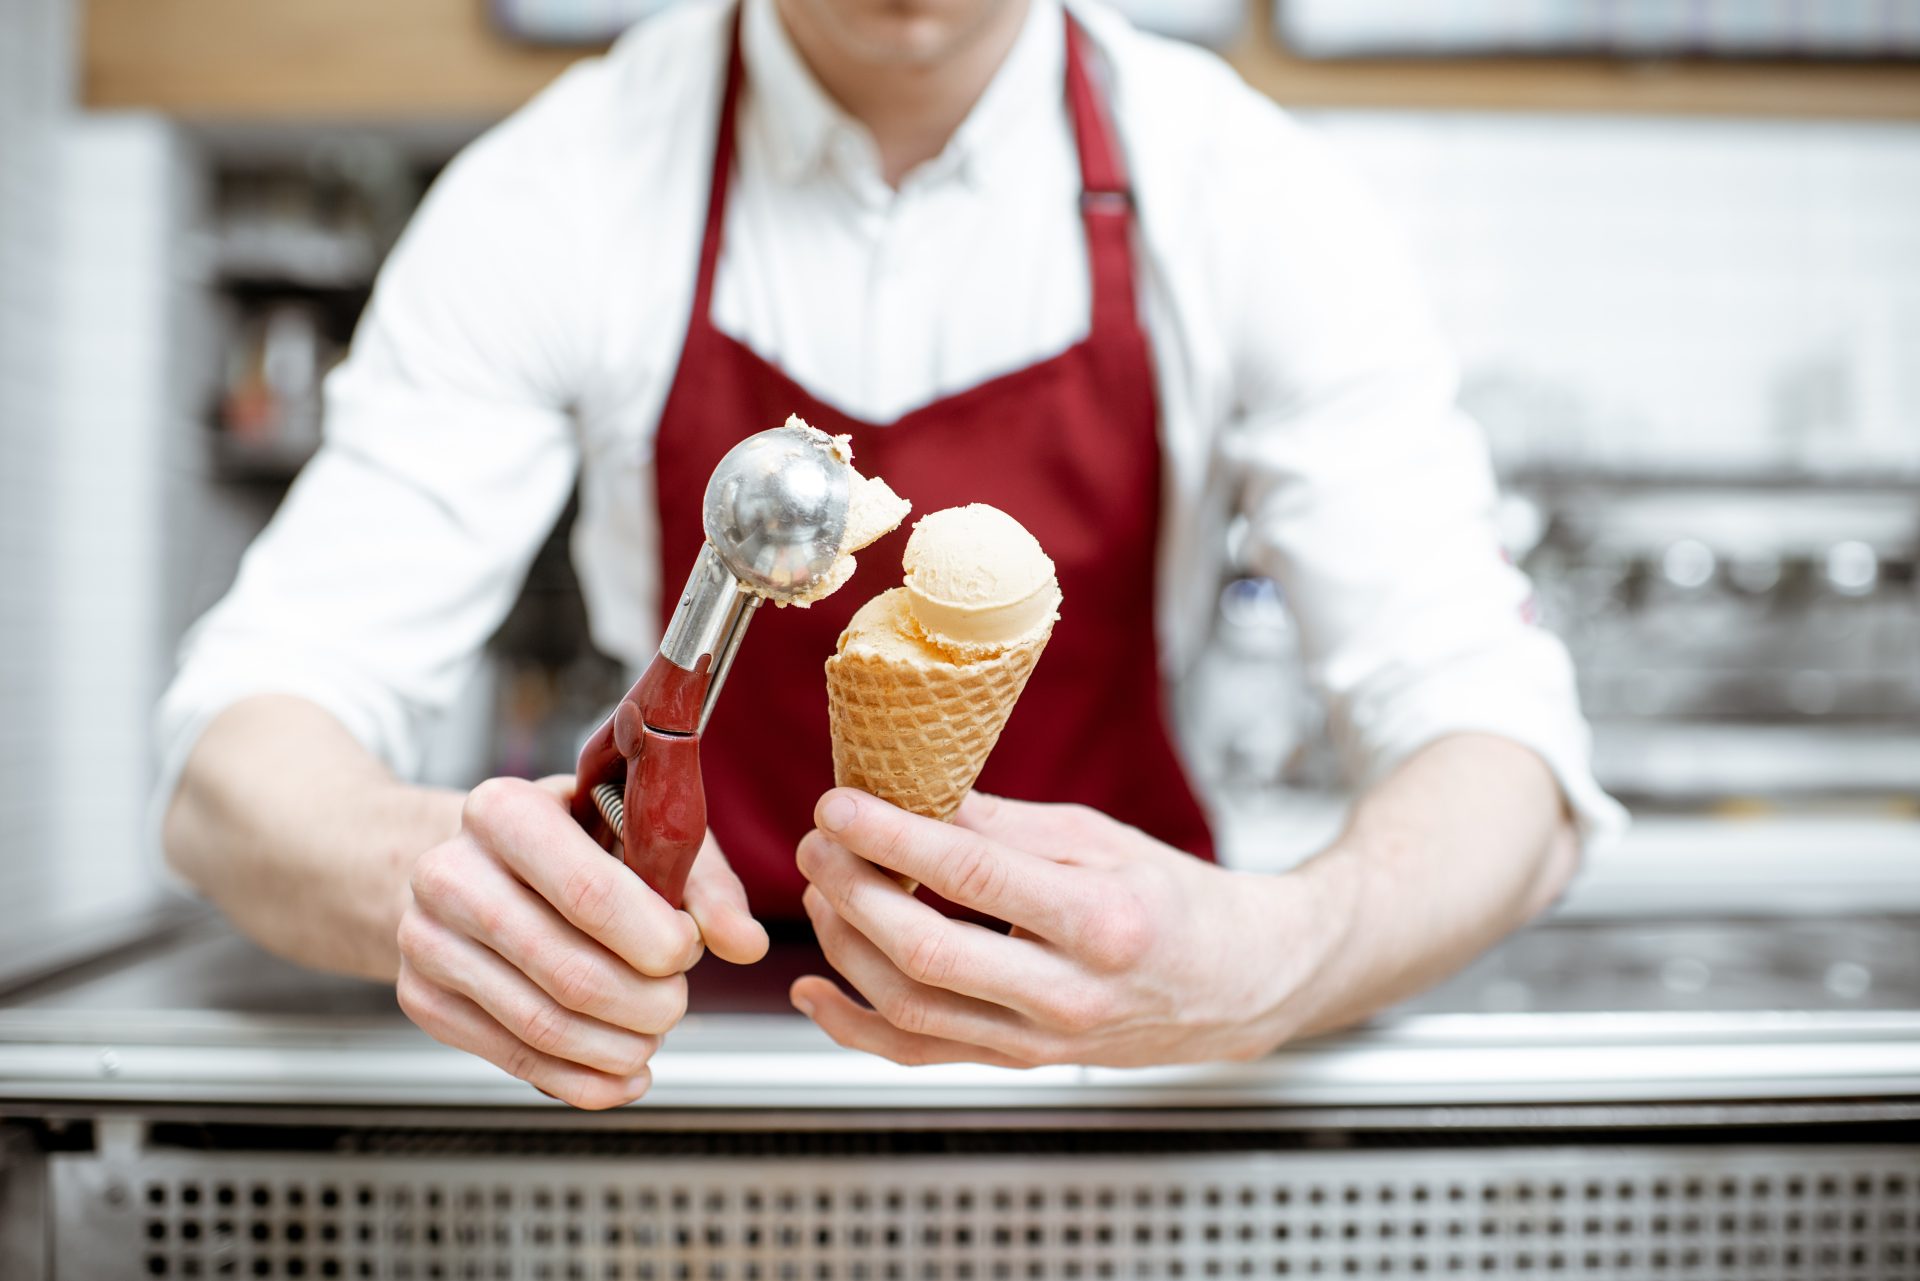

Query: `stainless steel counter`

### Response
(3, 911, 1917, 1112)
(5, 912, 1917, 1280)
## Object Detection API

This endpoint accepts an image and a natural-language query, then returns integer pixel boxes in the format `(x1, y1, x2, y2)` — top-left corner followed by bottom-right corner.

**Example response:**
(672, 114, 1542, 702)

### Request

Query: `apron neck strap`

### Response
(1062, 14, 1131, 202)
(690, 7, 752, 329)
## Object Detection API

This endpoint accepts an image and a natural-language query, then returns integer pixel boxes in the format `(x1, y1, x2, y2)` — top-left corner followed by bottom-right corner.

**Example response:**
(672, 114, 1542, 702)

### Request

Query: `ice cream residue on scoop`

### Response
(776, 415, 910, 607)
(836, 504, 1060, 661)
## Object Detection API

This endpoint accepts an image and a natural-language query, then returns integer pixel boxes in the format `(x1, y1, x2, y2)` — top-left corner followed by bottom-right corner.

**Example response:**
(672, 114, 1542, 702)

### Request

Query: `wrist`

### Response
(1256, 838, 1374, 1048)
(357, 782, 465, 979)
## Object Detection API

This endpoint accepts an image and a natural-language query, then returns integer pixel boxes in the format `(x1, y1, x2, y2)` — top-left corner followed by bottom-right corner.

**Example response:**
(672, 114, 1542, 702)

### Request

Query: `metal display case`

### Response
(3, 909, 1917, 1279)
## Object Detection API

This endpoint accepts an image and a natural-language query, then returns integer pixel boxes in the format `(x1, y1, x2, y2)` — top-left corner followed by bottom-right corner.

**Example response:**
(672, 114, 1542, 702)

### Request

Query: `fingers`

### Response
(398, 774, 713, 1111)
(795, 830, 1074, 1013)
(397, 961, 652, 1110)
(813, 790, 1084, 940)
(414, 846, 691, 1037)
(802, 886, 1042, 1060)
(952, 792, 1117, 864)
(682, 835, 769, 966)
(789, 976, 1031, 1070)
(461, 777, 704, 977)
(531, 774, 577, 803)
(400, 911, 663, 1076)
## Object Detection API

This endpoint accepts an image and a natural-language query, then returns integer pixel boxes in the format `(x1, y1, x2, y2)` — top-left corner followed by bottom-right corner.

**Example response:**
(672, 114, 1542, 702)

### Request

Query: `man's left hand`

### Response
(790, 789, 1345, 1069)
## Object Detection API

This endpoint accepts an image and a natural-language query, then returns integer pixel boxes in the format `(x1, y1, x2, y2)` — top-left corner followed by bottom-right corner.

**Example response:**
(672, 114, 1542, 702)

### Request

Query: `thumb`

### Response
(681, 834, 769, 965)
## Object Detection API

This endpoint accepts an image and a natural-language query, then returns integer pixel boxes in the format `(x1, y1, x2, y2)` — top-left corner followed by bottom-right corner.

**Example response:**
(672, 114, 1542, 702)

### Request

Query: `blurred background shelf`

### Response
(83, 0, 1920, 121)
(213, 242, 376, 290)
(1276, 0, 1920, 60)
(205, 424, 319, 484)
(1226, 41, 1920, 119)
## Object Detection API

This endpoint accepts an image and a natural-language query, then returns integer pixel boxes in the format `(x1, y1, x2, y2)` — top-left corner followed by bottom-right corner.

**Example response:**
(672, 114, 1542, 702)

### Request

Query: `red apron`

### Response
(650, 6, 1214, 921)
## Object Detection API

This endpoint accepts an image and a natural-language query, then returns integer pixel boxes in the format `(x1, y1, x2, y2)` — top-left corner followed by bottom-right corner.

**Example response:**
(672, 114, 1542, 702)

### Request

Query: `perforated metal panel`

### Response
(52, 1146, 1920, 1280)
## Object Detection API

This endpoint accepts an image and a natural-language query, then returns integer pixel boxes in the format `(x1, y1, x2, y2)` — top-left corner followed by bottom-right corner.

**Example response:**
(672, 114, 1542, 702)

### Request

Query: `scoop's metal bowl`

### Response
(701, 425, 852, 602)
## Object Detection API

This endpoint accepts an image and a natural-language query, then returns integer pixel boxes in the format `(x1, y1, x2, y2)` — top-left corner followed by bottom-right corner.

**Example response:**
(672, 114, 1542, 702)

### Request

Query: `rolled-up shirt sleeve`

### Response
(155, 69, 599, 815)
(1217, 111, 1627, 847)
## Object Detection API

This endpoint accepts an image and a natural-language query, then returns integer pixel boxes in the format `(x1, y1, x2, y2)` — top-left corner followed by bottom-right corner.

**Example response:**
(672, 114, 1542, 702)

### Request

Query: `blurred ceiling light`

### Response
(1823, 540, 1880, 596)
(1660, 538, 1716, 590)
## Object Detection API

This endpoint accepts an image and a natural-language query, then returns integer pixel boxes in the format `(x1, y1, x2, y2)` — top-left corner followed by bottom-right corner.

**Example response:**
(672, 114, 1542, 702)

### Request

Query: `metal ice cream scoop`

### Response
(571, 424, 855, 907)
(703, 425, 852, 600)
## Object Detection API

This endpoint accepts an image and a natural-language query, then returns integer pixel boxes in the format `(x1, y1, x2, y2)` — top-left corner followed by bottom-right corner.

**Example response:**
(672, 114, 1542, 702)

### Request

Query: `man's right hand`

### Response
(396, 775, 768, 1109)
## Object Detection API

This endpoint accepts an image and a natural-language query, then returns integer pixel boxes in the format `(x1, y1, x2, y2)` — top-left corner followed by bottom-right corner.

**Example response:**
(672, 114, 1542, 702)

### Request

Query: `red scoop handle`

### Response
(571, 653, 712, 910)
(619, 730, 705, 909)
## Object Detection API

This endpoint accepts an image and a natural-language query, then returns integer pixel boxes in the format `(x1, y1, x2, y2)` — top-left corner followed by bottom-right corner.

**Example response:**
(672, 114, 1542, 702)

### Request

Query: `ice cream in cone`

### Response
(825, 505, 1061, 822)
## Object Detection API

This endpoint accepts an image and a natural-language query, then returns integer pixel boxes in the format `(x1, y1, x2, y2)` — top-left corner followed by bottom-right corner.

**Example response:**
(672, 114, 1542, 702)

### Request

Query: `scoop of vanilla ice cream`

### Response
(901, 504, 1060, 654)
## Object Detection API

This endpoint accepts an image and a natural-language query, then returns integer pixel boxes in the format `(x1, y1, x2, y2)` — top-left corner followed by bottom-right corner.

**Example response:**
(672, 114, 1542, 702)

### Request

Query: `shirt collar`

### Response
(742, 0, 1066, 191)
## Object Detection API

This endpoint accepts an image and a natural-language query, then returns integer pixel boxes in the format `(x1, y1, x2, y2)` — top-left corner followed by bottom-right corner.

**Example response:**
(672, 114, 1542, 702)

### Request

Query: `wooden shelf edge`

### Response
(83, 0, 583, 120)
(84, 0, 1920, 122)
(1227, 49, 1920, 120)
(1225, 5, 1920, 120)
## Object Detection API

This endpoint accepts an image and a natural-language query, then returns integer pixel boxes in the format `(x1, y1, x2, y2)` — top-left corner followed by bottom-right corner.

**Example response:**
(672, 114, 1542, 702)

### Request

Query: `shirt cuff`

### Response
(149, 650, 426, 892)
(1334, 640, 1630, 853)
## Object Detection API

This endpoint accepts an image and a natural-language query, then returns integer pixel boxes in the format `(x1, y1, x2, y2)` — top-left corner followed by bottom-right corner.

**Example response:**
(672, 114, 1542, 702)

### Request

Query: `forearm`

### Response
(162, 694, 464, 980)
(1280, 732, 1579, 1039)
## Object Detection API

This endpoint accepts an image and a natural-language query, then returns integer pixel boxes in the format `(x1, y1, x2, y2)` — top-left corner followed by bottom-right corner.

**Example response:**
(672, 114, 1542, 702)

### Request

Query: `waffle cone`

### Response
(826, 623, 1052, 822)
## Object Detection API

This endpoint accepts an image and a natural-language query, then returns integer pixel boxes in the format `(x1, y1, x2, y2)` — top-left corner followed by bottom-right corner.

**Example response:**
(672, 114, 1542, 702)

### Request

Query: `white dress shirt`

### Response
(157, 0, 1627, 845)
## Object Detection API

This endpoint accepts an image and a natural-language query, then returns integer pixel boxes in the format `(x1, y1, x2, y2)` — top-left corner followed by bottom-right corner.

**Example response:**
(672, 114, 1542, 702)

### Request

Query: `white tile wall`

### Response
(0, 0, 176, 950)
(48, 116, 189, 914)
(0, 0, 71, 938)
(1303, 112, 1920, 476)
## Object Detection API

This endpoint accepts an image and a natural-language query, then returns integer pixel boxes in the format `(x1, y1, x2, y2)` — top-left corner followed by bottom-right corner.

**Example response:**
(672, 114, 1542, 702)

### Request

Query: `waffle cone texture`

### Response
(825, 624, 1053, 822)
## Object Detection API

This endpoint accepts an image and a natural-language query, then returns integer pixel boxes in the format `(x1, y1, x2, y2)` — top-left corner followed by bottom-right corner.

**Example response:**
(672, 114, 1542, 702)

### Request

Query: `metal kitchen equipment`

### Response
(570, 424, 857, 907)
(1505, 472, 1920, 801)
